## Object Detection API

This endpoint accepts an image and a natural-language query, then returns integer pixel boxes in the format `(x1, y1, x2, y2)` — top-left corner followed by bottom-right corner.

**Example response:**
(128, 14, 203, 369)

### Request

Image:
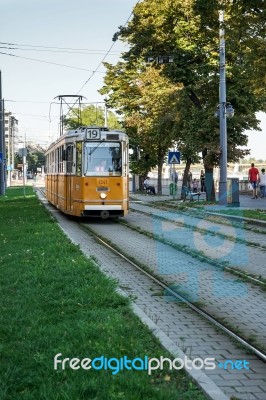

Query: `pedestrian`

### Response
(171, 169, 178, 184)
(259, 168, 266, 198)
(192, 178, 199, 193)
(200, 170, 205, 192)
(248, 163, 260, 199)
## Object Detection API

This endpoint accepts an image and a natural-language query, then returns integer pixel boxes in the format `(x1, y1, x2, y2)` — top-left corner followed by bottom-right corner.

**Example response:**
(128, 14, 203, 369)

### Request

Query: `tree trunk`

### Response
(181, 159, 192, 199)
(157, 155, 164, 195)
(205, 166, 216, 202)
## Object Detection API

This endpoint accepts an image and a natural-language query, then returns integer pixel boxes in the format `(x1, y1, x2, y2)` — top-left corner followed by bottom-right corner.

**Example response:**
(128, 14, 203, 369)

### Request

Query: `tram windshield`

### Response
(84, 142, 122, 176)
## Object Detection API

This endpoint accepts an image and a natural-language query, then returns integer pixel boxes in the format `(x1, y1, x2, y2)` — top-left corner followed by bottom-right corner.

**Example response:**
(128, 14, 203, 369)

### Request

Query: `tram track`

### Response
(126, 208, 266, 287)
(81, 222, 266, 363)
(129, 201, 266, 284)
(79, 213, 266, 353)
(35, 186, 266, 352)
(81, 220, 266, 362)
(131, 200, 266, 246)
(35, 186, 266, 399)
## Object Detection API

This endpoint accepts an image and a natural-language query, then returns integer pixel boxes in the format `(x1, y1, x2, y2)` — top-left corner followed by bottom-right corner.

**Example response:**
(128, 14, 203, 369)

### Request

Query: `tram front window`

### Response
(84, 142, 122, 176)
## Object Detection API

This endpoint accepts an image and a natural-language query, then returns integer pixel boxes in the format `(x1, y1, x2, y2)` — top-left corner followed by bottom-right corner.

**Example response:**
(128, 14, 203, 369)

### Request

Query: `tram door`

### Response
(66, 144, 74, 212)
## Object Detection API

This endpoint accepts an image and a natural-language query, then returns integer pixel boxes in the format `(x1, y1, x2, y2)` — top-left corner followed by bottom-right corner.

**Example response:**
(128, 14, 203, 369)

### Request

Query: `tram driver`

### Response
(94, 159, 107, 172)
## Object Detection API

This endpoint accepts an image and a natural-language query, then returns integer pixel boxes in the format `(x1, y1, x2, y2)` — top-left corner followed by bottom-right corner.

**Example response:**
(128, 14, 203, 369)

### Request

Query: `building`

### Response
(4, 111, 19, 171)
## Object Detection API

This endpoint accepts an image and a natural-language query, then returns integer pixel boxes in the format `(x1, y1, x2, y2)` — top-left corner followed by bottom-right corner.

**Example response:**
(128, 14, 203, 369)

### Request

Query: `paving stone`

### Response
(37, 191, 266, 400)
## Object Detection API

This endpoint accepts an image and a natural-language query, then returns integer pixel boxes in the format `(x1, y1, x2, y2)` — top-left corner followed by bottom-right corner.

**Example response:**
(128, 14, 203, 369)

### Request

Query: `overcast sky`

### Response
(1, 0, 265, 159)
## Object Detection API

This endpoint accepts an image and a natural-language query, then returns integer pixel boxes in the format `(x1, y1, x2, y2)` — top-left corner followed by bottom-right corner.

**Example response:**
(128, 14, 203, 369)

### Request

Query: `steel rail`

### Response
(88, 227, 266, 364)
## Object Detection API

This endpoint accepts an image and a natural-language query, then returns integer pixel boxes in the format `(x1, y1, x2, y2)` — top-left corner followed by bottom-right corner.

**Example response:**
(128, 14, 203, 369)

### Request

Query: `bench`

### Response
(189, 192, 202, 201)
(182, 186, 203, 202)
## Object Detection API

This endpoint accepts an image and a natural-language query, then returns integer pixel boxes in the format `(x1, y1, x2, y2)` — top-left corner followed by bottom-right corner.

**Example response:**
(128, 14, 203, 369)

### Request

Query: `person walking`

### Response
(248, 163, 260, 199)
(259, 168, 266, 198)
(171, 169, 178, 184)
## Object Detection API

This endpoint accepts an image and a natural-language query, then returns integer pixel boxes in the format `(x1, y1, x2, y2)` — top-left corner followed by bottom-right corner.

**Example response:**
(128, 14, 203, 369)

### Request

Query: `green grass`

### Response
(0, 187, 206, 400)
(211, 208, 266, 221)
(151, 200, 266, 221)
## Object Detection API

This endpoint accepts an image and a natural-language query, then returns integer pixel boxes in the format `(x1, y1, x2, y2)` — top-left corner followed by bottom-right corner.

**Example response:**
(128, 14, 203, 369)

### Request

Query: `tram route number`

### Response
(86, 128, 101, 140)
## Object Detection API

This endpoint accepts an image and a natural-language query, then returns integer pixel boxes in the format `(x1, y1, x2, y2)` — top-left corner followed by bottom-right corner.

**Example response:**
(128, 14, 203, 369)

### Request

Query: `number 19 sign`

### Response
(86, 128, 101, 140)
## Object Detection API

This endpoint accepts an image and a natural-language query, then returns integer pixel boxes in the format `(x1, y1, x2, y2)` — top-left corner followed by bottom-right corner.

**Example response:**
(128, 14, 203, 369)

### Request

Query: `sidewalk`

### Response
(130, 192, 266, 210)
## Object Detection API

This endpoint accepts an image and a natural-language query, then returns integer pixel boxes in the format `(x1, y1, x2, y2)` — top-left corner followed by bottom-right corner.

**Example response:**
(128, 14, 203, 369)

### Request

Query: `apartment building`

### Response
(4, 111, 19, 170)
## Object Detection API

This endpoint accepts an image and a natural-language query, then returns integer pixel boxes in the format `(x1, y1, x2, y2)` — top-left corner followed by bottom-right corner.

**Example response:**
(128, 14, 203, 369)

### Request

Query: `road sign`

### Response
(19, 148, 27, 157)
(168, 151, 180, 164)
(0, 152, 3, 163)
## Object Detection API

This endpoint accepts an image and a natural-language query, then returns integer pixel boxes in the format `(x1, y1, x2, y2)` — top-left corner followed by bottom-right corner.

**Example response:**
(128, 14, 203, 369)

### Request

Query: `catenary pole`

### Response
(218, 10, 228, 205)
(0, 70, 5, 195)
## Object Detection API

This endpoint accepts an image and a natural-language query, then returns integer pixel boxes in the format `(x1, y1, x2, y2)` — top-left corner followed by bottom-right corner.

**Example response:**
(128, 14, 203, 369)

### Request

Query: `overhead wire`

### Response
(0, 51, 105, 73)
(0, 41, 121, 54)
(3, 1, 141, 138)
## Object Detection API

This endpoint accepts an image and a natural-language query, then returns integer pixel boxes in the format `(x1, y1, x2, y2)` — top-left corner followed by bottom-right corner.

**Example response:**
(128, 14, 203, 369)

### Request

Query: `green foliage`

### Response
(15, 147, 45, 174)
(64, 104, 122, 130)
(100, 0, 265, 195)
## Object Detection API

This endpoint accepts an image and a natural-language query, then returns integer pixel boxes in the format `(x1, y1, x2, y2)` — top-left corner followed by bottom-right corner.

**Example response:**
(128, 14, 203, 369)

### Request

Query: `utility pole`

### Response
(218, 10, 228, 205)
(11, 116, 15, 180)
(7, 115, 11, 187)
(0, 70, 5, 195)
(104, 103, 108, 128)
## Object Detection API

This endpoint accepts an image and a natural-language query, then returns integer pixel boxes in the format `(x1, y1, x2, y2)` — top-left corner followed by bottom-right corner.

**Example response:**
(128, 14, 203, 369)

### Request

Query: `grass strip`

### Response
(0, 187, 206, 400)
(153, 200, 266, 222)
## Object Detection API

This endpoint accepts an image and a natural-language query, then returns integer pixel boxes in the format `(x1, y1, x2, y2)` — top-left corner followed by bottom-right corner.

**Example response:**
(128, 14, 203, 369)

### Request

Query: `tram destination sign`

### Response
(86, 128, 101, 140)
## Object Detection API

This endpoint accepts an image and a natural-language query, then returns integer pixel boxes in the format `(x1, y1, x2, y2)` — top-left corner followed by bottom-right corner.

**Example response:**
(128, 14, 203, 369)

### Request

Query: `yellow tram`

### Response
(45, 126, 129, 218)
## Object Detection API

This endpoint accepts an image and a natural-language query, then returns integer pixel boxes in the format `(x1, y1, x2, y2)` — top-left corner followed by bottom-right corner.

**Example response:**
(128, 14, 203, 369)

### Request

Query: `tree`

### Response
(100, 62, 182, 194)
(111, 0, 265, 200)
(64, 104, 122, 130)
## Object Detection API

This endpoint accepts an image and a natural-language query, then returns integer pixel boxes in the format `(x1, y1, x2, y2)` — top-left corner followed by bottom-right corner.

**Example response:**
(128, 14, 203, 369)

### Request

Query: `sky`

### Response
(1, 0, 265, 160)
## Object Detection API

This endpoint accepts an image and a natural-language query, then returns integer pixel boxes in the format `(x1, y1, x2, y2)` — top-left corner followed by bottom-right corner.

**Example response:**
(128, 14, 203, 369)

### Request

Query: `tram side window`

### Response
(58, 146, 63, 173)
(45, 155, 49, 173)
(66, 145, 74, 173)
(76, 142, 82, 176)
(56, 148, 59, 173)
(51, 151, 55, 173)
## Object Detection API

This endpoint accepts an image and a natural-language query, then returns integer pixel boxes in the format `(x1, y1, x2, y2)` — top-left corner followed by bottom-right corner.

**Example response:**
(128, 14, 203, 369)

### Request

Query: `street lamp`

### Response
(217, 10, 235, 206)
(214, 103, 234, 119)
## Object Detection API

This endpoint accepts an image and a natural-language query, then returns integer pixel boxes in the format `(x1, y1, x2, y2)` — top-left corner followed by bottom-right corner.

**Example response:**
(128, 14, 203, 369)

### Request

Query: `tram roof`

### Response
(46, 126, 128, 152)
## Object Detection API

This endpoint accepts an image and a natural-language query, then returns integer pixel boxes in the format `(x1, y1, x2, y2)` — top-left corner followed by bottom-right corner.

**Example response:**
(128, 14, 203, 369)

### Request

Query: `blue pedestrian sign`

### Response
(168, 151, 180, 164)
(0, 152, 3, 163)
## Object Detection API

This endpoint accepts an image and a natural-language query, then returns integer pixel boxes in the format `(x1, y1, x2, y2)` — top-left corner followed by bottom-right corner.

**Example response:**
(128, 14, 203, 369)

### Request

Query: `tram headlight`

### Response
(100, 192, 107, 199)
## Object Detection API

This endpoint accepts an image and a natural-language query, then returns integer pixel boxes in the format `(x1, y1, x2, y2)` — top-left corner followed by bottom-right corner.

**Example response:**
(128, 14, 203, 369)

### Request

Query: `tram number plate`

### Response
(97, 178, 109, 186)
(86, 128, 101, 140)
